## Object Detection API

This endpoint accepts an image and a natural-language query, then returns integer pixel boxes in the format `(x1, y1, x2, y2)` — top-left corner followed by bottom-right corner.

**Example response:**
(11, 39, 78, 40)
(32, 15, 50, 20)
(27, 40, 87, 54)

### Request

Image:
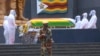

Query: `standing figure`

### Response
(74, 15, 82, 29)
(80, 12, 89, 29)
(10, 0, 27, 20)
(39, 22, 54, 56)
(87, 10, 97, 29)
(16, 0, 28, 20)
(3, 16, 9, 44)
(7, 10, 17, 44)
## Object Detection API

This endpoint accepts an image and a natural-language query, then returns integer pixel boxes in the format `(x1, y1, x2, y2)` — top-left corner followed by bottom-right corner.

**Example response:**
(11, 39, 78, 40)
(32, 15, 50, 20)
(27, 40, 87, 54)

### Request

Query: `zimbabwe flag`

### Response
(38, 0, 68, 14)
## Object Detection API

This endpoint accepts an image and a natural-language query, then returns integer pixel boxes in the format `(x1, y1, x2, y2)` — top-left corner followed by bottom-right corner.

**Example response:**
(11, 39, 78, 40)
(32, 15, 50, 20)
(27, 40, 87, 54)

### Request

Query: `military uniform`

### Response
(39, 28, 53, 56)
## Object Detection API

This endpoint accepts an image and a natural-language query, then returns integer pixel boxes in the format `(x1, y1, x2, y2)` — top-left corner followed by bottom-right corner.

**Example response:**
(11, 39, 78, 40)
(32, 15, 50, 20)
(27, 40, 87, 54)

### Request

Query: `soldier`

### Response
(39, 22, 54, 56)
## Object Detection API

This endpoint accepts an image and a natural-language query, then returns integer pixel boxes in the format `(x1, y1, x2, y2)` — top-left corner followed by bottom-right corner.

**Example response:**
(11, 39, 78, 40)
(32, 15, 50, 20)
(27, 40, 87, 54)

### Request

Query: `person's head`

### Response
(89, 10, 96, 16)
(82, 12, 88, 18)
(9, 10, 17, 17)
(75, 15, 81, 22)
(42, 22, 49, 30)
(42, 21, 48, 29)
(43, 23, 48, 27)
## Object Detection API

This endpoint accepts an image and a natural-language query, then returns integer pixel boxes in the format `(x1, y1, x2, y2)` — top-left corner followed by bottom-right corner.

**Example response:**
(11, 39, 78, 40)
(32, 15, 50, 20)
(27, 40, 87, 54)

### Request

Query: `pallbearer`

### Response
(3, 16, 9, 44)
(7, 10, 17, 44)
(87, 10, 97, 29)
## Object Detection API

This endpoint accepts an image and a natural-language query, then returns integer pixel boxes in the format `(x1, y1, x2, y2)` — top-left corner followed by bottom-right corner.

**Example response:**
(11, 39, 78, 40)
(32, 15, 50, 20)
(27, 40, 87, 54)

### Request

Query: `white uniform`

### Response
(80, 13, 89, 29)
(7, 10, 17, 44)
(74, 15, 82, 29)
(3, 16, 9, 44)
(87, 10, 97, 29)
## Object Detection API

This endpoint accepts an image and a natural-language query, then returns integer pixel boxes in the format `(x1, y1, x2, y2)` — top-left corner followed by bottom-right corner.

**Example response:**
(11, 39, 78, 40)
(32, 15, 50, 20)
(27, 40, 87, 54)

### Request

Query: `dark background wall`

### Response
(24, 0, 31, 19)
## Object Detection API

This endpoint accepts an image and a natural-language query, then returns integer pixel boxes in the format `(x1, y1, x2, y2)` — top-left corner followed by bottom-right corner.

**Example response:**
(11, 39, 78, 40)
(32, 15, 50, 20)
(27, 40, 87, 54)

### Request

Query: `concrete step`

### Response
(0, 43, 100, 56)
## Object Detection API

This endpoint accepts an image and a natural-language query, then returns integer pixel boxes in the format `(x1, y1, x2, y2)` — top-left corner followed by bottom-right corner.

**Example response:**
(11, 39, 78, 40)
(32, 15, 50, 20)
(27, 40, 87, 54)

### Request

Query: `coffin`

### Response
(30, 18, 75, 28)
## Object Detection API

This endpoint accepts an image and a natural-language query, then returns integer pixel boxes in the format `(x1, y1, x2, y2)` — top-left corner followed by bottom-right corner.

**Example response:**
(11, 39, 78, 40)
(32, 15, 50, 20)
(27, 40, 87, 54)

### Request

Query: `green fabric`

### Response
(31, 21, 75, 28)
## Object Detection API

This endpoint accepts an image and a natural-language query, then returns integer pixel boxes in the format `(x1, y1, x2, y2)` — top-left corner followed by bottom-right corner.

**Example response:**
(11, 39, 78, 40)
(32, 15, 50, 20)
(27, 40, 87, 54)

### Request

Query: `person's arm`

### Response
(49, 29, 54, 43)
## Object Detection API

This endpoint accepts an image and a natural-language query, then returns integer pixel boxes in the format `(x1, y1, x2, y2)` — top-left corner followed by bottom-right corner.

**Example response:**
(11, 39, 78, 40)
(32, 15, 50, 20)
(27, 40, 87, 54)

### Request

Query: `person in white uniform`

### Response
(7, 10, 17, 44)
(80, 12, 89, 29)
(3, 16, 9, 44)
(87, 10, 97, 29)
(74, 15, 82, 29)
